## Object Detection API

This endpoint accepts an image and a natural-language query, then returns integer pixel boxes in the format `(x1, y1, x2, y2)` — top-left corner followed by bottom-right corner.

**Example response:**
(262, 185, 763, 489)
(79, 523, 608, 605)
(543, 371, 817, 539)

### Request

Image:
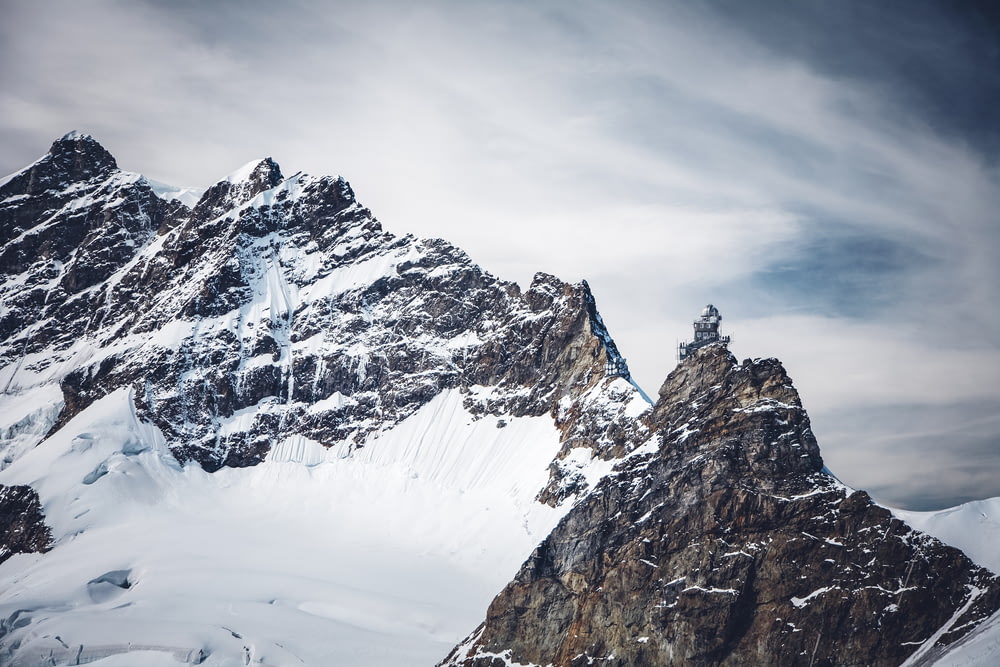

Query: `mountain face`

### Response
(442, 346, 1000, 667)
(0, 132, 640, 477)
(0, 134, 997, 666)
(0, 134, 647, 666)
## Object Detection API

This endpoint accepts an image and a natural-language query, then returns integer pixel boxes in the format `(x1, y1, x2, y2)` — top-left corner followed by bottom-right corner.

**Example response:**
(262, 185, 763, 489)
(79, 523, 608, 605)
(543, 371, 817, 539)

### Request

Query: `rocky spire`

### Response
(1, 132, 119, 198)
(0, 133, 170, 334)
(442, 344, 1000, 666)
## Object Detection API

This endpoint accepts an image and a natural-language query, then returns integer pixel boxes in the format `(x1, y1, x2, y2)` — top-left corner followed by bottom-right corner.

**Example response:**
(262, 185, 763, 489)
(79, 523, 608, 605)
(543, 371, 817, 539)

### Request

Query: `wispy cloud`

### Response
(1, 0, 996, 509)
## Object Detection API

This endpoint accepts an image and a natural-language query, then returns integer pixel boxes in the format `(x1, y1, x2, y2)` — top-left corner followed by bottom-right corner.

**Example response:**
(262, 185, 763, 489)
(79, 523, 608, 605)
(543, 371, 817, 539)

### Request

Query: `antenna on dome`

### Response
(678, 304, 731, 361)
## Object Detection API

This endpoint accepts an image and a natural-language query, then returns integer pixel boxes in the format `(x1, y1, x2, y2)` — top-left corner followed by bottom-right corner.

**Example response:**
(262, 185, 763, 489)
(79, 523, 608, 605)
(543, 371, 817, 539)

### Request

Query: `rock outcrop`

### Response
(442, 345, 1000, 667)
(0, 485, 51, 565)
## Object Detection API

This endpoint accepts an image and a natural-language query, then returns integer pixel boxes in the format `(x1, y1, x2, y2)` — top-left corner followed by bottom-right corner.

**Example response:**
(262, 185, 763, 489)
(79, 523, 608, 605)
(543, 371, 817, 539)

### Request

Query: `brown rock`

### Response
(442, 345, 1000, 667)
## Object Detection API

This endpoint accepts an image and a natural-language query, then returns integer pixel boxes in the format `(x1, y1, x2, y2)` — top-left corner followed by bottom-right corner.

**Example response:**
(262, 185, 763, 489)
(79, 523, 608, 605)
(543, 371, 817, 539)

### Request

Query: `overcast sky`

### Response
(2, 0, 998, 510)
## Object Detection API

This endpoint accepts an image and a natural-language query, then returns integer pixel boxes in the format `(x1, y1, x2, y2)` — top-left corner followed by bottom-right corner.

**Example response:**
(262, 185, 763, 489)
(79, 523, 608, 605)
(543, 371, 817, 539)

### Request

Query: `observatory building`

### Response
(678, 304, 731, 361)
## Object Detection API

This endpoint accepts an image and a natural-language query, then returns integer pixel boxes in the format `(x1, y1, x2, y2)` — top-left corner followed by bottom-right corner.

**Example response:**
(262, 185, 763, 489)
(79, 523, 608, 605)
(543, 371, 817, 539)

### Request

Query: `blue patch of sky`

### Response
(739, 221, 931, 320)
(693, 0, 1000, 161)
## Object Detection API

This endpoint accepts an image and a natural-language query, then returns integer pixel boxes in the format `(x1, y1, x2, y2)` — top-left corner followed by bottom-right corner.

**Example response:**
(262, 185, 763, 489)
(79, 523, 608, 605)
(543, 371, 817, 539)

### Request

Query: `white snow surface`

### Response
(0, 388, 573, 666)
(0, 144, 646, 665)
(892, 498, 1000, 575)
(929, 609, 1000, 667)
(145, 177, 204, 208)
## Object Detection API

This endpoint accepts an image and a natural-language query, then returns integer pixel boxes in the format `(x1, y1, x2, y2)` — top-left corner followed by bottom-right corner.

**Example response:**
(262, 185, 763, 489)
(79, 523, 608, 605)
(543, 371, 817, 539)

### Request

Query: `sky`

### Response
(2, 0, 998, 510)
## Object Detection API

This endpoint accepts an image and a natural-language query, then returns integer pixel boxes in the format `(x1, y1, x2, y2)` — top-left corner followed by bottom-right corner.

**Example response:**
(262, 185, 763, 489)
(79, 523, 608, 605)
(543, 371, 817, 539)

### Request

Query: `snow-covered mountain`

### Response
(0, 133, 997, 666)
(0, 133, 647, 665)
(889, 499, 1000, 667)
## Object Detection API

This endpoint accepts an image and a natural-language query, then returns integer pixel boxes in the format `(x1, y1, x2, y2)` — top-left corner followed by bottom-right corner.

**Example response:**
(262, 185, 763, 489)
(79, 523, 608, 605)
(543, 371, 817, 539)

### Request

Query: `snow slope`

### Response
(892, 499, 1000, 667)
(927, 609, 1000, 667)
(893, 499, 1000, 576)
(145, 177, 203, 208)
(0, 388, 570, 666)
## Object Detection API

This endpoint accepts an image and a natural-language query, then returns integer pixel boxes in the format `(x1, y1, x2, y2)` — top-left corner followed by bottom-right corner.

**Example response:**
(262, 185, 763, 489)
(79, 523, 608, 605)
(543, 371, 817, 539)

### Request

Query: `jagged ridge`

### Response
(3, 134, 998, 667)
(443, 345, 1000, 667)
(0, 134, 645, 484)
(0, 133, 653, 666)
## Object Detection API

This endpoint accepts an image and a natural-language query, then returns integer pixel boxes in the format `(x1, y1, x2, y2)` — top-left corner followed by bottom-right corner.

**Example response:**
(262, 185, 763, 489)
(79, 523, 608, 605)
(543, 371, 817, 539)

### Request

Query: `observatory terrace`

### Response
(679, 303, 730, 361)
(442, 344, 1000, 667)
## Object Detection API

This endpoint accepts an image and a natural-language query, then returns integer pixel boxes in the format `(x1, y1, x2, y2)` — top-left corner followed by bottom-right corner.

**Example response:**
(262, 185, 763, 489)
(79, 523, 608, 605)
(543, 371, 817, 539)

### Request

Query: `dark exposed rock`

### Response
(0, 484, 52, 565)
(0, 132, 117, 205)
(0, 134, 172, 352)
(191, 157, 285, 221)
(442, 345, 1000, 667)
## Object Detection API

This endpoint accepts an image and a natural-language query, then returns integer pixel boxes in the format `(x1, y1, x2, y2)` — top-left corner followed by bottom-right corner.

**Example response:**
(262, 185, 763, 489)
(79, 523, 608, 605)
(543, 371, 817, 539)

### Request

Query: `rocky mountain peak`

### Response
(646, 344, 822, 485)
(4, 135, 999, 666)
(654, 343, 740, 407)
(0, 127, 652, 662)
(2, 134, 646, 481)
(1, 131, 118, 198)
(443, 343, 1000, 667)
(238, 156, 284, 186)
(46, 131, 119, 182)
(0, 134, 177, 350)
(654, 342, 799, 412)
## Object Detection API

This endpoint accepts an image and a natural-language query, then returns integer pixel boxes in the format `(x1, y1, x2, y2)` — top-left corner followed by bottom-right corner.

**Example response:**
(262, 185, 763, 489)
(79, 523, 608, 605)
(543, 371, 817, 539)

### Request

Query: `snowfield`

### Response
(891, 499, 1000, 666)
(0, 137, 655, 666)
(2, 386, 998, 666)
(893, 499, 1000, 576)
(0, 387, 570, 666)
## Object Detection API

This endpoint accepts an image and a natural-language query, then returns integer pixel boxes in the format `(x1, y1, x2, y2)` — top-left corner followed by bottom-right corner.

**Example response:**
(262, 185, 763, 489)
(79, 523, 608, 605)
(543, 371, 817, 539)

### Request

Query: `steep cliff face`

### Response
(0, 133, 177, 350)
(0, 133, 645, 481)
(443, 345, 1000, 667)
